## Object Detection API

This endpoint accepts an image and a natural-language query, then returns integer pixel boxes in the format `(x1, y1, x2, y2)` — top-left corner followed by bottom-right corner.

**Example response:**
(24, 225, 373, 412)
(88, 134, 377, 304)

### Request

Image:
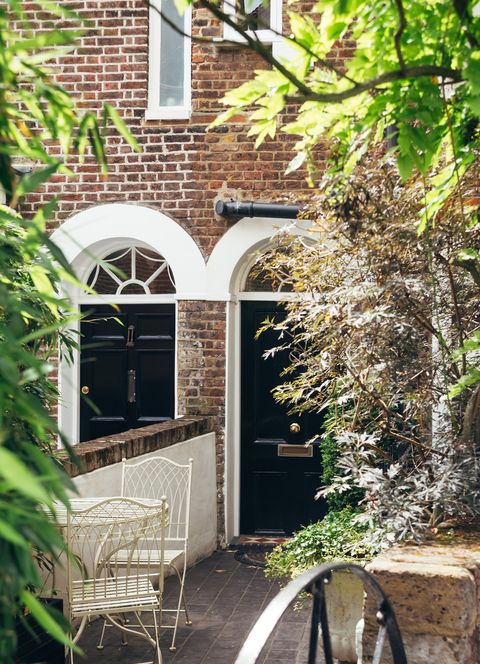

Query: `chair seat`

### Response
(114, 548, 184, 566)
(71, 574, 159, 617)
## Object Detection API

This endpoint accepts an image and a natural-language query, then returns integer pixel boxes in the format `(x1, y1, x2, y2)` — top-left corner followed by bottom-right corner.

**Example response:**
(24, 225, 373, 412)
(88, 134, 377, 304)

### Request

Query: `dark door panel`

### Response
(135, 349, 175, 422)
(252, 470, 289, 534)
(134, 311, 175, 341)
(80, 304, 175, 442)
(241, 301, 327, 536)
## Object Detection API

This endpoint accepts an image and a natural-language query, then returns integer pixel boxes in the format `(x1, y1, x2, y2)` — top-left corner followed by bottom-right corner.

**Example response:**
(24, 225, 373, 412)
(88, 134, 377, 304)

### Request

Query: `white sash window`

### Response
(223, 0, 282, 44)
(147, 0, 192, 120)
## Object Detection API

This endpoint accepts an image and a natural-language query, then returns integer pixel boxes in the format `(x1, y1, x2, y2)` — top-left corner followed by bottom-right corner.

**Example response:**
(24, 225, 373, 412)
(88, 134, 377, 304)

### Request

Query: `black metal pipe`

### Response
(215, 200, 300, 219)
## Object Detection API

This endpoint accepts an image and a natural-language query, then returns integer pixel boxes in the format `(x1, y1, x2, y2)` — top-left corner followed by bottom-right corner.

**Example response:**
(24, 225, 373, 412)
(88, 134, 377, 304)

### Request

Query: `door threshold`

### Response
(229, 534, 290, 550)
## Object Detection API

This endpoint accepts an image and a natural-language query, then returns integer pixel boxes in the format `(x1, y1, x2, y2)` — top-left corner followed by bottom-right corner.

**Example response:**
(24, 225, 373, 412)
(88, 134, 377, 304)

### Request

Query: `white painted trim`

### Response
(206, 216, 313, 298)
(147, 0, 192, 120)
(223, 0, 282, 44)
(51, 204, 206, 298)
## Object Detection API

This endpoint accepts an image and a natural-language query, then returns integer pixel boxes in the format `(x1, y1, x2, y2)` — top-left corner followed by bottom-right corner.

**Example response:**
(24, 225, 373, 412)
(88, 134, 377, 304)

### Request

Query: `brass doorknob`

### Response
(289, 422, 301, 434)
(81, 385, 90, 395)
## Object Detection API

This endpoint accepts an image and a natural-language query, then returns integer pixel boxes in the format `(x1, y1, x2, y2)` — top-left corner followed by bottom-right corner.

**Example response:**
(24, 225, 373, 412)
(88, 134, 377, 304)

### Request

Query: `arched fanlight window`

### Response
(86, 246, 176, 295)
(243, 258, 293, 293)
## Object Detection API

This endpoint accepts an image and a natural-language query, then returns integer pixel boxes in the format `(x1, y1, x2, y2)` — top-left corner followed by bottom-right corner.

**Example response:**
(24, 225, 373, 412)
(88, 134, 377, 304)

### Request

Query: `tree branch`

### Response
(393, 0, 407, 70)
(286, 65, 463, 104)
(451, 0, 480, 48)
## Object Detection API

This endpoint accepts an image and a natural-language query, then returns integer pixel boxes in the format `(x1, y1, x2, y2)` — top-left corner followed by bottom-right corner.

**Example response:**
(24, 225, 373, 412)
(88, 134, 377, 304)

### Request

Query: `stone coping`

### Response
(58, 416, 215, 478)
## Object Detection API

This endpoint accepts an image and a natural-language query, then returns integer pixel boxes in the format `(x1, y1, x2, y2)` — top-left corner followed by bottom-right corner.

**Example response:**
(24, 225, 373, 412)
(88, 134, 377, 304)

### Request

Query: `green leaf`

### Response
(285, 151, 307, 175)
(174, 0, 190, 15)
(464, 52, 480, 94)
(397, 153, 414, 181)
(14, 163, 60, 199)
(0, 520, 29, 548)
(0, 447, 52, 506)
(104, 104, 140, 152)
(21, 591, 80, 652)
(466, 94, 480, 116)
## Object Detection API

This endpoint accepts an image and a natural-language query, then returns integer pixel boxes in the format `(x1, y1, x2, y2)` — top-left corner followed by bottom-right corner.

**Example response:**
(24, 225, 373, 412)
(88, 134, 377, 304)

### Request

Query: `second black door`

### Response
(241, 301, 327, 535)
(80, 304, 175, 442)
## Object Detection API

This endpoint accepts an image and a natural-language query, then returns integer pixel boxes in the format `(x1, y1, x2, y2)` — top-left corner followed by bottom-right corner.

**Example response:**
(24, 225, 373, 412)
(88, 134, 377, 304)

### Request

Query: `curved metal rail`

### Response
(234, 562, 407, 664)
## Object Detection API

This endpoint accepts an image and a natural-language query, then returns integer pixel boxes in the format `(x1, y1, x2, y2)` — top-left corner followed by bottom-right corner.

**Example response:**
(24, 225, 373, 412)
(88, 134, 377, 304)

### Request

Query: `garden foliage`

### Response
(265, 508, 377, 580)
(256, 159, 480, 546)
(0, 1, 138, 658)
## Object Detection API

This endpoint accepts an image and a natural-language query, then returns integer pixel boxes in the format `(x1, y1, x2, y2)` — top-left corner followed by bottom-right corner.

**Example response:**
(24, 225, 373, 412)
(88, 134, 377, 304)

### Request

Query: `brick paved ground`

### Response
(77, 550, 314, 664)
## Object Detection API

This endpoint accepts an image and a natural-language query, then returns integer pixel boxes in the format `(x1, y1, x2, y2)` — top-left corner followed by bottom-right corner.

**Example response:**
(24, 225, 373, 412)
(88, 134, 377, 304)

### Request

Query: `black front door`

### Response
(240, 301, 327, 535)
(80, 304, 175, 442)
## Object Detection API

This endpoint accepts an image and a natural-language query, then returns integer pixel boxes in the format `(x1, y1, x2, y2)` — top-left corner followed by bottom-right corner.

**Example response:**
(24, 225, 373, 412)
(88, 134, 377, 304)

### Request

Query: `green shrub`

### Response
(321, 432, 365, 511)
(265, 508, 378, 581)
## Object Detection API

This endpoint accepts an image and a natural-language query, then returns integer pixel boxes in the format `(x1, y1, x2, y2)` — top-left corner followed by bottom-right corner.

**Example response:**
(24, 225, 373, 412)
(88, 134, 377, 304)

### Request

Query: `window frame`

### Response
(147, 0, 192, 121)
(223, 0, 282, 44)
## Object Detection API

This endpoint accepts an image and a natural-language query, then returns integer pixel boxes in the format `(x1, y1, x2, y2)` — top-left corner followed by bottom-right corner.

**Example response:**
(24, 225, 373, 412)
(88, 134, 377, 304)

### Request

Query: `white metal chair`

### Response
(66, 497, 168, 664)
(98, 456, 194, 652)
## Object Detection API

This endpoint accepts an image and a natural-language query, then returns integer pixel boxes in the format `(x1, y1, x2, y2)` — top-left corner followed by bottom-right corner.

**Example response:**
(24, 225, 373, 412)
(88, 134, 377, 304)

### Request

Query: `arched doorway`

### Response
(79, 245, 177, 441)
(238, 259, 327, 536)
(51, 203, 206, 444)
(207, 217, 326, 538)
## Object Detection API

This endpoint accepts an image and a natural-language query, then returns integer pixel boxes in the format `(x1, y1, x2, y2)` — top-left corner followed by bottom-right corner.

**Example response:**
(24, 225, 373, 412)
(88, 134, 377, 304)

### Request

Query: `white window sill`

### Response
(222, 29, 279, 45)
(145, 107, 192, 121)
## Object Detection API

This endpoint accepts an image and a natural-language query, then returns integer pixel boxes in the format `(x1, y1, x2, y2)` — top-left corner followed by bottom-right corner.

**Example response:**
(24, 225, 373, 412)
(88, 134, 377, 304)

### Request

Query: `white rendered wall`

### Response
(71, 433, 217, 566)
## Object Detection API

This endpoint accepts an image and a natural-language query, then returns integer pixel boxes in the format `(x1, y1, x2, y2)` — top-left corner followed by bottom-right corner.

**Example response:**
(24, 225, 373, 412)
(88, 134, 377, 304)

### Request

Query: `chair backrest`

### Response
(121, 456, 193, 543)
(234, 562, 407, 664)
(66, 497, 168, 608)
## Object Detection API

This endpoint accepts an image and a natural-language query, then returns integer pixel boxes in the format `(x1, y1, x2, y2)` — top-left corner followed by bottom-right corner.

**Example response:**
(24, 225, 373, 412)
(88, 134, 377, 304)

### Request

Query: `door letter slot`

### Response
(277, 444, 313, 458)
(127, 369, 136, 403)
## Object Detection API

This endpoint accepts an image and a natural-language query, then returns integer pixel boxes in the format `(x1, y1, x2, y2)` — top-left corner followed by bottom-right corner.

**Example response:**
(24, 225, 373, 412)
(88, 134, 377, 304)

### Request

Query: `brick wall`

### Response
(17, 1, 314, 256)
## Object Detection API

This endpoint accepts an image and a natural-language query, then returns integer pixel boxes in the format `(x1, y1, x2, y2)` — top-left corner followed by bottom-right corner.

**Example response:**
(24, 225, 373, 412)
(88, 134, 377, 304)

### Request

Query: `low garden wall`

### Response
(364, 540, 480, 663)
(59, 416, 217, 565)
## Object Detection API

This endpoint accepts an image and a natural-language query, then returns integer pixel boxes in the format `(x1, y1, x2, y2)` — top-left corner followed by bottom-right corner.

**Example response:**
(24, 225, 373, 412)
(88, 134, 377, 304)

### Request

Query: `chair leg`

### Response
(168, 563, 191, 652)
(152, 605, 163, 664)
(97, 619, 107, 650)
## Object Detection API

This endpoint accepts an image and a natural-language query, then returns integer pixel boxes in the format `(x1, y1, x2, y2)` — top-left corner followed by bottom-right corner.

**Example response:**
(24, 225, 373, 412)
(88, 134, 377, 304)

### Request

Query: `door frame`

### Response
(226, 253, 305, 539)
(52, 203, 207, 446)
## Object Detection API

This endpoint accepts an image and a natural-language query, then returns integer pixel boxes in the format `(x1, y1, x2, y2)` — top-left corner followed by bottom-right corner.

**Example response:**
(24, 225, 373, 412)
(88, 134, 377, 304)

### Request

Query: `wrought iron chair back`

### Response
(119, 456, 194, 651)
(121, 456, 192, 545)
(234, 562, 407, 664)
(66, 497, 168, 663)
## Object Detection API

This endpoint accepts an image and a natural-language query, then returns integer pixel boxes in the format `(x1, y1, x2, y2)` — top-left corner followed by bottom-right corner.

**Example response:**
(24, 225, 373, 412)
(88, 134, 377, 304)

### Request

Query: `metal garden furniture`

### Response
(99, 456, 194, 652)
(234, 562, 407, 664)
(66, 497, 168, 664)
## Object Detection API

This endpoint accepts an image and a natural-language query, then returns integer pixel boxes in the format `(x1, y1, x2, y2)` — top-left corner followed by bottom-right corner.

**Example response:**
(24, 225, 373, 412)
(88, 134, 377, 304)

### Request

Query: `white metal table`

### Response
(52, 496, 164, 527)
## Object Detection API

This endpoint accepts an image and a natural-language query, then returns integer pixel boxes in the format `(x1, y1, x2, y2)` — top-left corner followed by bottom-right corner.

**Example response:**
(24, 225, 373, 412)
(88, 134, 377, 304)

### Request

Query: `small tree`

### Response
(0, 1, 138, 658)
(256, 157, 480, 544)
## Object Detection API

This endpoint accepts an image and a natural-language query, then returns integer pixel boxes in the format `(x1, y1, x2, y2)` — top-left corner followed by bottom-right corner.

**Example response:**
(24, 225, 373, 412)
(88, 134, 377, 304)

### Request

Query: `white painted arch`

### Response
(206, 216, 314, 299)
(51, 203, 207, 299)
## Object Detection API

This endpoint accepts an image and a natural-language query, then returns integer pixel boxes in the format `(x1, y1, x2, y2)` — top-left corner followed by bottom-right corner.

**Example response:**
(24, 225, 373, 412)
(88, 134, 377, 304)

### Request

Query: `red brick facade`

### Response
(18, 0, 317, 539)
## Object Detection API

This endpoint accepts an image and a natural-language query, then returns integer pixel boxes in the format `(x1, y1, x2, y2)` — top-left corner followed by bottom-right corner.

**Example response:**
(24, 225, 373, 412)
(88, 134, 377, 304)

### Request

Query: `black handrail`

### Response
(234, 562, 407, 664)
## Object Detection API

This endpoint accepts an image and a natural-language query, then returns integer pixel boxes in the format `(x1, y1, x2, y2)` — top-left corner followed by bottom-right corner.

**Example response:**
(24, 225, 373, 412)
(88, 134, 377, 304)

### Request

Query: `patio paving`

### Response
(78, 550, 314, 664)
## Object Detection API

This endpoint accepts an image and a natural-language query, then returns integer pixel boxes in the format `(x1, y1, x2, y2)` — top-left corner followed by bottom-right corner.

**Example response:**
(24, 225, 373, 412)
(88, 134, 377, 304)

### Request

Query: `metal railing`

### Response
(234, 562, 407, 664)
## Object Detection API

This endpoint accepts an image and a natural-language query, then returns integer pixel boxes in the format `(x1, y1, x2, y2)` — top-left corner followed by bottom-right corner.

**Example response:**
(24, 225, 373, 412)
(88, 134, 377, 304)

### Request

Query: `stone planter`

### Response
(364, 540, 480, 664)
(325, 569, 365, 662)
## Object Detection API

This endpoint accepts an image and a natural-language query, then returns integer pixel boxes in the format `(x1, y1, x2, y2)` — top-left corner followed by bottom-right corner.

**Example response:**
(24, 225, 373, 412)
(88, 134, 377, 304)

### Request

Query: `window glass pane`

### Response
(86, 247, 176, 295)
(159, 0, 185, 107)
(244, 262, 293, 292)
(238, 0, 270, 30)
